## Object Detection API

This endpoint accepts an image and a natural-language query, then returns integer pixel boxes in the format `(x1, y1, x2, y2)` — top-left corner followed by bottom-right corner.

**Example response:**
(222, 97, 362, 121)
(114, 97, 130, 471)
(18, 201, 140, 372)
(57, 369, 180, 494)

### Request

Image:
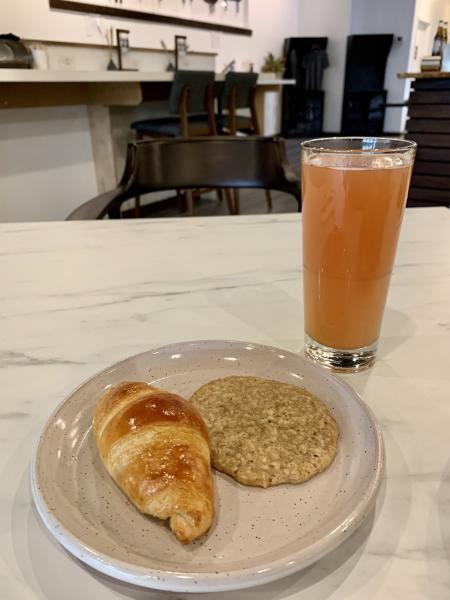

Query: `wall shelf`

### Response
(49, 0, 252, 37)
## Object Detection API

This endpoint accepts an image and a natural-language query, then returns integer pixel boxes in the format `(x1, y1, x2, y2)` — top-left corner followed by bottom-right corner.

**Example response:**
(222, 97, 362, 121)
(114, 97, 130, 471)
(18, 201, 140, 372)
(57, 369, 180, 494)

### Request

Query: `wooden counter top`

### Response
(398, 71, 450, 79)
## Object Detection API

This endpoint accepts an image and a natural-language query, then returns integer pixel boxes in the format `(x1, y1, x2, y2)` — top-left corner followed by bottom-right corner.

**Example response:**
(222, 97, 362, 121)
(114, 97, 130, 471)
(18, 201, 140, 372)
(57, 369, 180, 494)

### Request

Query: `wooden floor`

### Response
(138, 139, 302, 218)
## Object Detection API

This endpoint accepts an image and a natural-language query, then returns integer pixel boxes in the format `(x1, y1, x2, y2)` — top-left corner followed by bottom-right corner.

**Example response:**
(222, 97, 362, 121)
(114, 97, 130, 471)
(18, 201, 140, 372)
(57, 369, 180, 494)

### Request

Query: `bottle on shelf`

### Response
(443, 21, 448, 47)
(432, 20, 444, 56)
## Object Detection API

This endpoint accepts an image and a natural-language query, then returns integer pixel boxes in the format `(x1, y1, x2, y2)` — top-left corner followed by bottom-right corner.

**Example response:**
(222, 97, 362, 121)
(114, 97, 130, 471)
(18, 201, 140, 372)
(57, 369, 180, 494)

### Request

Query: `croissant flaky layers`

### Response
(92, 381, 214, 543)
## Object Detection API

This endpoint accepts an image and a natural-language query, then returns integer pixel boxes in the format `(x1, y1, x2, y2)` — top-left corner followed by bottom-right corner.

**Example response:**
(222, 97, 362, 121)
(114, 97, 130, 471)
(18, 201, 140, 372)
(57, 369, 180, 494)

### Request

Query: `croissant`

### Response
(92, 381, 214, 544)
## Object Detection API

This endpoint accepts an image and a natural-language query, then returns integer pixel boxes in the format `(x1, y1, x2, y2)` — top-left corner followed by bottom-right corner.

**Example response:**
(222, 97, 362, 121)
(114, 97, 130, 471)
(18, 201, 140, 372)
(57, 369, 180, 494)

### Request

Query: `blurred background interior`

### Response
(1, 0, 450, 222)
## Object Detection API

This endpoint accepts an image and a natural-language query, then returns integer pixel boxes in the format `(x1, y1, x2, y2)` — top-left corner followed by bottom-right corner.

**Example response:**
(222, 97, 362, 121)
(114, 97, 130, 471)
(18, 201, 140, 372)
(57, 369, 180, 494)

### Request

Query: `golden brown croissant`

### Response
(92, 381, 214, 544)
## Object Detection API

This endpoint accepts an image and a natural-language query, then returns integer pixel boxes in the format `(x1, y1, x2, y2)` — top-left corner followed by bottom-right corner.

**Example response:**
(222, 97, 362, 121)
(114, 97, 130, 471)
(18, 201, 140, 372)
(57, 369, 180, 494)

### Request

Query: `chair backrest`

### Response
(168, 70, 216, 114)
(219, 71, 258, 111)
(67, 137, 300, 220)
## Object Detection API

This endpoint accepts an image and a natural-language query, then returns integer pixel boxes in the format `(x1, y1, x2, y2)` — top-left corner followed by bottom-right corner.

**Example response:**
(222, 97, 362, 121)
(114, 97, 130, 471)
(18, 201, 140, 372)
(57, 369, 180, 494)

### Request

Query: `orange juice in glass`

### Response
(301, 137, 416, 371)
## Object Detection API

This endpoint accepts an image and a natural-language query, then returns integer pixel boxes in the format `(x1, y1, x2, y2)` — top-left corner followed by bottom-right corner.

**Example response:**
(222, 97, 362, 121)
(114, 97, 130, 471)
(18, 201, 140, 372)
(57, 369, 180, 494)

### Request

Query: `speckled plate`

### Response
(31, 340, 384, 593)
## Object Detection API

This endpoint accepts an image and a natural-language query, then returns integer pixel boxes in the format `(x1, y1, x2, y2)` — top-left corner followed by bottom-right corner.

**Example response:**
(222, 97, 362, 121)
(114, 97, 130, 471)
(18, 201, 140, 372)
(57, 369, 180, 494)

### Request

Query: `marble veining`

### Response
(0, 350, 86, 366)
(0, 208, 449, 599)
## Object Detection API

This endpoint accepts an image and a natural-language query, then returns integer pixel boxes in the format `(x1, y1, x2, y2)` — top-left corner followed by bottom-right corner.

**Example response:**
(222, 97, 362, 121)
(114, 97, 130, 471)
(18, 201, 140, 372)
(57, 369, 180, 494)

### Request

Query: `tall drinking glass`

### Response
(301, 137, 416, 372)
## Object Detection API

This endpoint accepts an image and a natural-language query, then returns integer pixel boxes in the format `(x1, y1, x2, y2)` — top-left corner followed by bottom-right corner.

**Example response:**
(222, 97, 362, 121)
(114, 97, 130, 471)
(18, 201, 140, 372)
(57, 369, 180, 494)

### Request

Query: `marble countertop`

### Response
(1, 208, 450, 600)
(0, 69, 295, 85)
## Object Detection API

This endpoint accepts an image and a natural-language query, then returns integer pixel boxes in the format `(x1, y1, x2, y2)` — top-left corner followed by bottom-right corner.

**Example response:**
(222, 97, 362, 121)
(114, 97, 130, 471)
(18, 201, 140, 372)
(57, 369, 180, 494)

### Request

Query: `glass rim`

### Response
(301, 136, 417, 155)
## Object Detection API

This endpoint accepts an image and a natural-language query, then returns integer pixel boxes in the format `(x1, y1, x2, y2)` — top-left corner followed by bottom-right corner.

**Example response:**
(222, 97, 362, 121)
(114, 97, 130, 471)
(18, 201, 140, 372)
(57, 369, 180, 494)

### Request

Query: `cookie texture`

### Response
(190, 376, 339, 488)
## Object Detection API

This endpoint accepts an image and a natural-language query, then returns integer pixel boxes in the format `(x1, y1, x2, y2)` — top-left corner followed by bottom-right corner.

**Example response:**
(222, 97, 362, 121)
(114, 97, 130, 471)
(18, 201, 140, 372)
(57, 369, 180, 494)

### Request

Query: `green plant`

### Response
(261, 52, 285, 74)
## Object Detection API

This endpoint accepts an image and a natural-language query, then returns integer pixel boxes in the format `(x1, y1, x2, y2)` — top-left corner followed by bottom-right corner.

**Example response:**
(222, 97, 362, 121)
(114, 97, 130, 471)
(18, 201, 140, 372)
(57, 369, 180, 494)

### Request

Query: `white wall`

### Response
(350, 0, 416, 133)
(0, 107, 97, 222)
(4, 0, 299, 73)
(298, 0, 353, 132)
(413, 0, 450, 59)
(297, 0, 427, 134)
(218, 1, 300, 72)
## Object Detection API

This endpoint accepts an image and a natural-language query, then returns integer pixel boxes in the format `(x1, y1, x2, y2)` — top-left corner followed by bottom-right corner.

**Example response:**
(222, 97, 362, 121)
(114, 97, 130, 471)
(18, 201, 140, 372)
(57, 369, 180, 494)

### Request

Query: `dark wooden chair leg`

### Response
(180, 87, 197, 214)
(225, 189, 235, 214)
(108, 205, 121, 219)
(229, 86, 238, 135)
(176, 189, 184, 212)
(179, 86, 190, 138)
(134, 195, 141, 218)
(265, 190, 273, 212)
(186, 190, 194, 216)
(249, 86, 261, 134)
(250, 85, 274, 214)
(216, 188, 224, 203)
(206, 83, 218, 136)
(233, 189, 241, 215)
(134, 130, 144, 215)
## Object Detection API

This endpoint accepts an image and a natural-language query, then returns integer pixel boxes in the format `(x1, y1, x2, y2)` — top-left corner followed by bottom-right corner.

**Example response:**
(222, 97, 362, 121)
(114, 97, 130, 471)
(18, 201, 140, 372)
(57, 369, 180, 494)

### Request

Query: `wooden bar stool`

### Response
(131, 70, 217, 138)
(217, 72, 272, 214)
(130, 70, 218, 215)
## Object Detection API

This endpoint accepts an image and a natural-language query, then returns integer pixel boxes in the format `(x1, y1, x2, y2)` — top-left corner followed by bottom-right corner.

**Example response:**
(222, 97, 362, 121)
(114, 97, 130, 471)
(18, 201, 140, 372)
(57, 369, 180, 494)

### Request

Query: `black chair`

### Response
(67, 137, 300, 221)
(217, 72, 259, 135)
(130, 70, 218, 216)
(131, 70, 217, 139)
(217, 72, 272, 214)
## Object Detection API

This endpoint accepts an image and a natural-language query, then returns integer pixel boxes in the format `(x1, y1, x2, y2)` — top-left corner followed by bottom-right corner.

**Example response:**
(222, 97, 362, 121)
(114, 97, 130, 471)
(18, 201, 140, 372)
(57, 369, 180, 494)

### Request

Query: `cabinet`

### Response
(404, 76, 450, 207)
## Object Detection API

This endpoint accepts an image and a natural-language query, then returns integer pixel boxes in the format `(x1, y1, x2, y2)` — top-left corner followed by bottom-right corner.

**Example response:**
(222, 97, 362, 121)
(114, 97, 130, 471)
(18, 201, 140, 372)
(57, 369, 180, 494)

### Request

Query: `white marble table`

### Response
(1, 208, 449, 600)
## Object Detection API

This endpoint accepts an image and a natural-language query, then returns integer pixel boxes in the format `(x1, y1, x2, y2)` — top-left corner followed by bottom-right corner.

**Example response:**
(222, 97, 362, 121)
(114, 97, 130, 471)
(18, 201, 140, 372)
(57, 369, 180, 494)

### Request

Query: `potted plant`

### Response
(261, 52, 285, 78)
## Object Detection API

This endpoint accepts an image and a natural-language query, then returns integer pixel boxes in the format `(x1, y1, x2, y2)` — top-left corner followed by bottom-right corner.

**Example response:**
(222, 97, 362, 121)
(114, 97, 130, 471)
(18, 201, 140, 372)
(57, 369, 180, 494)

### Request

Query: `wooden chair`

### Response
(130, 70, 218, 216)
(217, 71, 259, 136)
(217, 72, 272, 214)
(131, 70, 217, 139)
(66, 137, 300, 221)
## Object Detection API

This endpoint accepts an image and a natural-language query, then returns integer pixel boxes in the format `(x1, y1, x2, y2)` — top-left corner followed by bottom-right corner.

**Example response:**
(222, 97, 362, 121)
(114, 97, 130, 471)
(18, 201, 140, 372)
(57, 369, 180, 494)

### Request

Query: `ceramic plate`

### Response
(31, 340, 384, 593)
